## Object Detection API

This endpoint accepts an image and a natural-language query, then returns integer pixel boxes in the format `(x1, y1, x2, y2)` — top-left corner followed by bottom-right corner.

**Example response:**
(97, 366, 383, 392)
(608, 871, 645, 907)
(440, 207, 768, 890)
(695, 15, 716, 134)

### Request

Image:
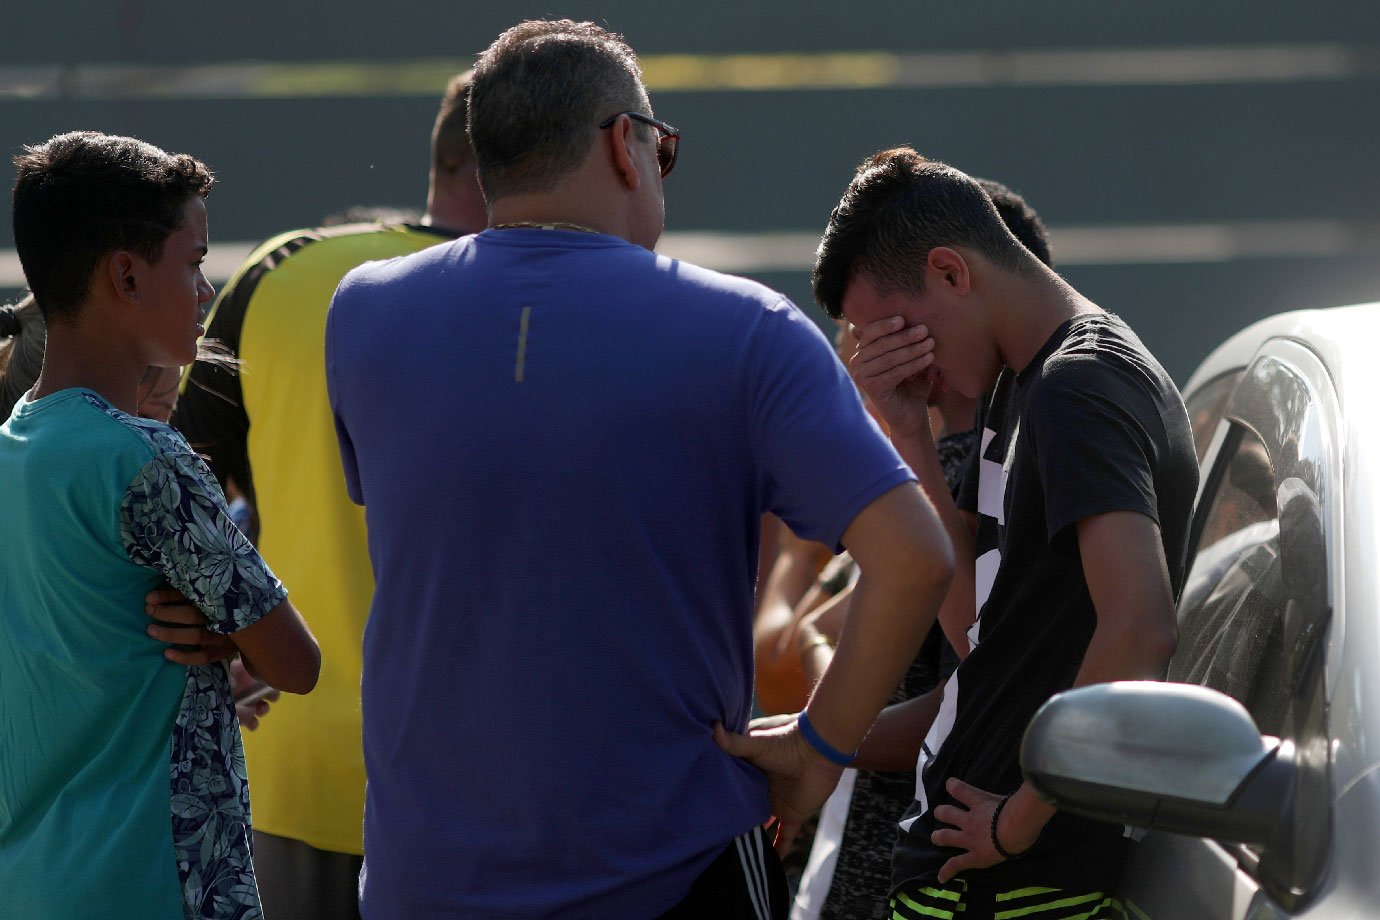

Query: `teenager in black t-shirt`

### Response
(808, 149, 1198, 919)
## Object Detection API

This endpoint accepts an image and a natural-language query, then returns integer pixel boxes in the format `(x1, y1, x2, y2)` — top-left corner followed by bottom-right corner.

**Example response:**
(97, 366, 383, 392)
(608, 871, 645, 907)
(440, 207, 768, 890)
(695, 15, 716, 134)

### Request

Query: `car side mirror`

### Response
(1020, 681, 1294, 846)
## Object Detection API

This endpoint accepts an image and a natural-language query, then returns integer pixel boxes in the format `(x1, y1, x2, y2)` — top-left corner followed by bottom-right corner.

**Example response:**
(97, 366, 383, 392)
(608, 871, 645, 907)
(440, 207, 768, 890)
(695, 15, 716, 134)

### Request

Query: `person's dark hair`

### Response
(812, 148, 1039, 319)
(0, 294, 45, 419)
(432, 70, 476, 178)
(469, 19, 649, 200)
(11, 131, 214, 323)
(975, 177, 1053, 268)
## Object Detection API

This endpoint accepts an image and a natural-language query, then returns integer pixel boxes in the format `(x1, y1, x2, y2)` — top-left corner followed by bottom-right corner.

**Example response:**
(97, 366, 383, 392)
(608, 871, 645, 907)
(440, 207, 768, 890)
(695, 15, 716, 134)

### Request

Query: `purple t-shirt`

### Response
(326, 228, 913, 919)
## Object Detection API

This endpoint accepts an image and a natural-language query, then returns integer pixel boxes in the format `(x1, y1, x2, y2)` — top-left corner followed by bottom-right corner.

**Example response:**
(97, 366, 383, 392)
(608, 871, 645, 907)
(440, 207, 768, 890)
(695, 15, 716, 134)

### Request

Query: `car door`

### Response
(1118, 341, 1337, 920)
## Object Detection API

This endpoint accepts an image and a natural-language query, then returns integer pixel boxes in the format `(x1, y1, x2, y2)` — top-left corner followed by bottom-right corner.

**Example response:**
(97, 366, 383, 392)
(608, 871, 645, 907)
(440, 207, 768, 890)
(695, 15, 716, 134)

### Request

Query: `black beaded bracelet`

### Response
(990, 793, 1027, 861)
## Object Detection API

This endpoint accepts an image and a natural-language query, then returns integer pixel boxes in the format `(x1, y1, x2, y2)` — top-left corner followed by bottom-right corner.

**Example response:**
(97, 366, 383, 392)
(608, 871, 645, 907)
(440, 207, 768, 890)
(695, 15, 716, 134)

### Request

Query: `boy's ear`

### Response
(106, 251, 141, 303)
(926, 246, 971, 296)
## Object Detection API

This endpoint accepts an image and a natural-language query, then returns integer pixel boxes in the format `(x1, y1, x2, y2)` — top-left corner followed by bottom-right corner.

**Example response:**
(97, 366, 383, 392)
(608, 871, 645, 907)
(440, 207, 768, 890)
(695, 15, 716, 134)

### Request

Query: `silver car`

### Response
(1021, 302, 1380, 918)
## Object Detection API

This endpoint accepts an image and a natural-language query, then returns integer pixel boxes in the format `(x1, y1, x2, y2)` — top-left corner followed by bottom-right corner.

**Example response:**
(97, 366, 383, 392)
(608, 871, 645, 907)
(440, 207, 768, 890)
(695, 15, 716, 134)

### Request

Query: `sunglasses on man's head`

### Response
(599, 111, 680, 178)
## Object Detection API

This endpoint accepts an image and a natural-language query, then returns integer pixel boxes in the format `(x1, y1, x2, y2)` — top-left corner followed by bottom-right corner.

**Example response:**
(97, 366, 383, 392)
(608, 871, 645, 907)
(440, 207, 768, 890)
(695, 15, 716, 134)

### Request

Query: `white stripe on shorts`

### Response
(735, 831, 769, 920)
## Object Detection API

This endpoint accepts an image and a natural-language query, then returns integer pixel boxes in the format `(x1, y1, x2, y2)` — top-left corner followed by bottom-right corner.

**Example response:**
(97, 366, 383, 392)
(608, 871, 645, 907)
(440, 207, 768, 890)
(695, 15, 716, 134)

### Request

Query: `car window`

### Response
(1167, 351, 1334, 909)
(1184, 371, 1243, 463)
(1170, 425, 1288, 734)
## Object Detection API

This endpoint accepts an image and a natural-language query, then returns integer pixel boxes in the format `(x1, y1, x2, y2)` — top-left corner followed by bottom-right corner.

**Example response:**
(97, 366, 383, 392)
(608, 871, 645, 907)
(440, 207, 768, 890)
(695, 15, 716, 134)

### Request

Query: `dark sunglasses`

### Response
(598, 111, 680, 178)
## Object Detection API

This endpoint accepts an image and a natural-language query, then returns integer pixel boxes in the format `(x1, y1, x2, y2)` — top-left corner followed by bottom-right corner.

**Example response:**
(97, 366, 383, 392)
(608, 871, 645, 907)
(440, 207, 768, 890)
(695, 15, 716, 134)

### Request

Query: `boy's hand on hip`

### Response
(930, 779, 1049, 883)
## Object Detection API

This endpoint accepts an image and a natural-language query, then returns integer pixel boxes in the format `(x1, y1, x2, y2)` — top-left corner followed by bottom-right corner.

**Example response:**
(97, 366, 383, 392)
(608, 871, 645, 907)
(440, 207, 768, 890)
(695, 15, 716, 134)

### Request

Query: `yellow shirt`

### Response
(176, 223, 454, 854)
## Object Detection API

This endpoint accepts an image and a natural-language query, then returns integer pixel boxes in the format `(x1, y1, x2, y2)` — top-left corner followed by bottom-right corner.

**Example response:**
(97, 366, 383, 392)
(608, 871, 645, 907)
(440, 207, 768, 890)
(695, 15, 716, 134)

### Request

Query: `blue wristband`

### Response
(797, 710, 857, 766)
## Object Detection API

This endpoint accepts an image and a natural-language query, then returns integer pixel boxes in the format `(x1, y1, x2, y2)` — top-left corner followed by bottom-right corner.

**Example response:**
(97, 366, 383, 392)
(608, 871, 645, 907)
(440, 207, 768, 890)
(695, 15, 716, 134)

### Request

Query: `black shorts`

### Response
(657, 826, 789, 920)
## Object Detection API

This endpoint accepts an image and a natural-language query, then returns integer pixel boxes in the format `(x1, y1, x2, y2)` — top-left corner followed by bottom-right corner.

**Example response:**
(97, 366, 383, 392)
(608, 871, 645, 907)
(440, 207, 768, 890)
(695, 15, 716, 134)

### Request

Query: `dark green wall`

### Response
(5, 1, 1379, 381)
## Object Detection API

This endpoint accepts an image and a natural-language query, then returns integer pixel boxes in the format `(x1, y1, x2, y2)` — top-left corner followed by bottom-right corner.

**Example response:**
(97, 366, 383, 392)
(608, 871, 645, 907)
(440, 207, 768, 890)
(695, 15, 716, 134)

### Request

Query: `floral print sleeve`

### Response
(106, 405, 286, 920)
(120, 439, 286, 633)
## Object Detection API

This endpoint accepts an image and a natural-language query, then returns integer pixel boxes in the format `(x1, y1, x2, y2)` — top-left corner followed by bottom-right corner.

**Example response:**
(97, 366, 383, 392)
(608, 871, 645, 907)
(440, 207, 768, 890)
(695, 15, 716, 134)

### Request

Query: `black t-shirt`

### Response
(891, 312, 1199, 894)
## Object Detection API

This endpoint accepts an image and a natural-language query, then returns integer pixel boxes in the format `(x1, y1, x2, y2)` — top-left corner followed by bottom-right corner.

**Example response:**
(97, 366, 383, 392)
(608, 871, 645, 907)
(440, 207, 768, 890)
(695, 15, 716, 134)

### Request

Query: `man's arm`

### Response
(717, 482, 954, 853)
(929, 510, 1178, 882)
(793, 581, 949, 772)
(850, 316, 978, 656)
(797, 581, 853, 650)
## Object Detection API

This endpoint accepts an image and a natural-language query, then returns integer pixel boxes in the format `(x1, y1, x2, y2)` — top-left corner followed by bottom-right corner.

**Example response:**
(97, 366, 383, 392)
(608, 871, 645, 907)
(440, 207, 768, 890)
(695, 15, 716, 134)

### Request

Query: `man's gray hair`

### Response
(469, 20, 651, 200)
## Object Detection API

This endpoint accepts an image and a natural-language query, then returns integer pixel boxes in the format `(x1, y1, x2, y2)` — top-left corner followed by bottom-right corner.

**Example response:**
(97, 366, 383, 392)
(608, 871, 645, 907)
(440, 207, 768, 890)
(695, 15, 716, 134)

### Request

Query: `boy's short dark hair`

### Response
(975, 177, 1053, 268)
(12, 131, 214, 323)
(812, 148, 1037, 319)
(469, 19, 649, 201)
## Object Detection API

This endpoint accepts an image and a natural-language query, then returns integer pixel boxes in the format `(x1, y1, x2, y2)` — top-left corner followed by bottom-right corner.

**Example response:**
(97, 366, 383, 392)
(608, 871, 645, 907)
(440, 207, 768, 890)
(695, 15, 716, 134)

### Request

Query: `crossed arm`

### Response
(145, 590, 320, 695)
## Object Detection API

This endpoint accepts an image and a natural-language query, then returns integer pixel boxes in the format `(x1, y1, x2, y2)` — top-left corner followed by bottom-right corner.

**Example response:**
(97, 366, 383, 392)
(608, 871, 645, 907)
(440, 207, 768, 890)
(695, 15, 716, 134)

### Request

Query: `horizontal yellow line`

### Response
(645, 51, 899, 90)
(0, 44, 1360, 101)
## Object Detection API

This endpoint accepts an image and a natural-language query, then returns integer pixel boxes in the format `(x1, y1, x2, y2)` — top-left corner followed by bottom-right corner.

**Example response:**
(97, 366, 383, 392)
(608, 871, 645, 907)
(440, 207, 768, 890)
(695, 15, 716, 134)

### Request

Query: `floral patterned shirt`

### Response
(103, 396, 287, 919)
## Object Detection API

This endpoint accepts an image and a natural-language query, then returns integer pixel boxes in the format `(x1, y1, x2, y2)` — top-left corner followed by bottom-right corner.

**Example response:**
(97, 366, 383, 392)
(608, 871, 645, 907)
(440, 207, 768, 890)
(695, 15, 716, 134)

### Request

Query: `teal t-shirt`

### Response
(0, 388, 287, 919)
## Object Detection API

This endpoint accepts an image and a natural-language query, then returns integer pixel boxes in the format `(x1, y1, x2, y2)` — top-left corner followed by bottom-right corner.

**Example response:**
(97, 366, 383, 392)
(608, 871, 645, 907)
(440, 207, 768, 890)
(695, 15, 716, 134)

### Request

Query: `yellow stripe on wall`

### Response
(0, 45, 1359, 101)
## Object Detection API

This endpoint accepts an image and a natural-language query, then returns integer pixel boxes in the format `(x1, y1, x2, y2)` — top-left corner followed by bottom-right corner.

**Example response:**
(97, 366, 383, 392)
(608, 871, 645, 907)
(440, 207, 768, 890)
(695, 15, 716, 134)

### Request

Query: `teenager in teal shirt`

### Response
(0, 131, 320, 920)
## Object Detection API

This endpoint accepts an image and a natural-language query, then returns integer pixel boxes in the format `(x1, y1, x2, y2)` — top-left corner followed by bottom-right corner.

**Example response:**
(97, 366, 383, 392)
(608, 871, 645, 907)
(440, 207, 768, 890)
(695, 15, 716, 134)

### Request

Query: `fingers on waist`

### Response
(146, 604, 206, 625)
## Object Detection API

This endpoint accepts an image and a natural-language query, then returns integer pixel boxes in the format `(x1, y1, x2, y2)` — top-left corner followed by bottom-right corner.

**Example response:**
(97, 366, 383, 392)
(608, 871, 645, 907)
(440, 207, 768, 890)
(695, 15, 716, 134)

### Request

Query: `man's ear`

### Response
(106, 251, 141, 304)
(606, 115, 642, 191)
(926, 247, 971, 296)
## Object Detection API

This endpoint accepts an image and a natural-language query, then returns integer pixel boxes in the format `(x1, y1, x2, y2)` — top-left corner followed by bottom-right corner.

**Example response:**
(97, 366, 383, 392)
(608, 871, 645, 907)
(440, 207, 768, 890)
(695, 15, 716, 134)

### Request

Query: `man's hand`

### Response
(793, 584, 851, 647)
(848, 316, 937, 440)
(145, 587, 236, 665)
(230, 658, 280, 730)
(714, 719, 845, 855)
(930, 779, 1049, 883)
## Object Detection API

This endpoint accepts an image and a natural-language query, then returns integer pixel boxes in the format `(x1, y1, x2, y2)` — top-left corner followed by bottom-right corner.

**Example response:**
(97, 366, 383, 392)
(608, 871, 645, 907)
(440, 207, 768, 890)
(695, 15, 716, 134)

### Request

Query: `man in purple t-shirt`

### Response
(326, 20, 953, 920)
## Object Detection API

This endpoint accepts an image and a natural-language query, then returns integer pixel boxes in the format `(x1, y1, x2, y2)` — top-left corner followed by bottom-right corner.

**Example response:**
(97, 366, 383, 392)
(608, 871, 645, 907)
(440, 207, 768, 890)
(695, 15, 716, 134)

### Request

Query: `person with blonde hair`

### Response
(0, 295, 44, 419)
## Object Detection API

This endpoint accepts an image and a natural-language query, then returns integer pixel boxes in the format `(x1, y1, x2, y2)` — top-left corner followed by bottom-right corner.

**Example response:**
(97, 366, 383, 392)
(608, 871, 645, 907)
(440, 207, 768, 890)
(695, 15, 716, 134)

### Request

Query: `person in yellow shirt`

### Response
(172, 72, 486, 920)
